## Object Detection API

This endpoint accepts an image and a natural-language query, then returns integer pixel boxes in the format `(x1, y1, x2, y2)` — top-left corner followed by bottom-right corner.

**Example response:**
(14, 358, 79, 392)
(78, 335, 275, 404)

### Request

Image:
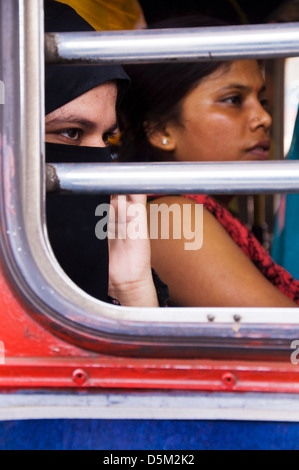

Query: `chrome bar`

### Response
(45, 22, 299, 64)
(46, 160, 299, 195)
(0, 0, 49, 296)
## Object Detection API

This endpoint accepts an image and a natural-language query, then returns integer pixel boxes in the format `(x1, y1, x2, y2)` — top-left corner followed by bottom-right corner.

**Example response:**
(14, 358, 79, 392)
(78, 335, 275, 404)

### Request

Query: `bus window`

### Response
(1, 0, 299, 364)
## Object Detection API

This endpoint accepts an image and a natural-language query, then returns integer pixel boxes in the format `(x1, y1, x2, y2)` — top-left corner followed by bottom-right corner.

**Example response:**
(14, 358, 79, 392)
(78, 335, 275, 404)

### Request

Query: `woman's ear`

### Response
(144, 123, 176, 151)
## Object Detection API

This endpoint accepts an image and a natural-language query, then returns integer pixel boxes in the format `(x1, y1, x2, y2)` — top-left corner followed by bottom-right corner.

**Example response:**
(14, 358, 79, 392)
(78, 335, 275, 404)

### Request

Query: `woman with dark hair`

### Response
(119, 16, 229, 164)
(118, 15, 299, 308)
(44, 0, 167, 307)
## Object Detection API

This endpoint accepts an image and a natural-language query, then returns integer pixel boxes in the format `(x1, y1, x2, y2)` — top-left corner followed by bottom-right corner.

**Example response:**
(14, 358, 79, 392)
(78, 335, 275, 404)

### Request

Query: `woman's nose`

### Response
(249, 102, 272, 131)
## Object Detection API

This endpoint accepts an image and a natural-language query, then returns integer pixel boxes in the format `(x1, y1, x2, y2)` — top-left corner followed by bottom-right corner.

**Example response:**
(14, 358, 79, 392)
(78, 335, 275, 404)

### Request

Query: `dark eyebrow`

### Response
(45, 115, 97, 129)
(218, 84, 267, 94)
(45, 115, 119, 134)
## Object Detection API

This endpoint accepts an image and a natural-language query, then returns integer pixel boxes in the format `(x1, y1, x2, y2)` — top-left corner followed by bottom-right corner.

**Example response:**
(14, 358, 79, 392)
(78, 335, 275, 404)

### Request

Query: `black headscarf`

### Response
(45, 0, 130, 301)
(44, 0, 129, 114)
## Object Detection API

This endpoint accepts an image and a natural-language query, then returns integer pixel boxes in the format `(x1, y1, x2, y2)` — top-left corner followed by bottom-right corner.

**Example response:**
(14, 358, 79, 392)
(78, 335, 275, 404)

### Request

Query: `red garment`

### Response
(183, 194, 299, 305)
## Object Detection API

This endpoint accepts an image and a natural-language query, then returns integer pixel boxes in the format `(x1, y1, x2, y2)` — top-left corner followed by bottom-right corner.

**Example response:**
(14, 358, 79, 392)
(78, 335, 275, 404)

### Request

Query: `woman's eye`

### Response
(223, 95, 242, 105)
(59, 128, 82, 140)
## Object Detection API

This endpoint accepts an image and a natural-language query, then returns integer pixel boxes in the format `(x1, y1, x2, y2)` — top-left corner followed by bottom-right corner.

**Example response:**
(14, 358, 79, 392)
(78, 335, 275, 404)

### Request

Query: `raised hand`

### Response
(108, 194, 159, 307)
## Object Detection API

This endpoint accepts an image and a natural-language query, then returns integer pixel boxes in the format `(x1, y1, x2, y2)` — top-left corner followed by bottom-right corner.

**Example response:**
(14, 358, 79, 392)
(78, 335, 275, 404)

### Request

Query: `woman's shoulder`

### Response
(146, 194, 229, 250)
(147, 193, 253, 261)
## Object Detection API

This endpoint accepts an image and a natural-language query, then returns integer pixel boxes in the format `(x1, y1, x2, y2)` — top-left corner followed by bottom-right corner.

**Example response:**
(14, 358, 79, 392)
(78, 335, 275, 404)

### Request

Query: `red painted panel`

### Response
(0, 263, 90, 358)
(1, 261, 299, 394)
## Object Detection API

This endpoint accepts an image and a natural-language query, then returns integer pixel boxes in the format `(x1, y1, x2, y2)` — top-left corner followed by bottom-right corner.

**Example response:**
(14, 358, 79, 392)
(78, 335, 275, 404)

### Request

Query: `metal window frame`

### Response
(1, 0, 299, 360)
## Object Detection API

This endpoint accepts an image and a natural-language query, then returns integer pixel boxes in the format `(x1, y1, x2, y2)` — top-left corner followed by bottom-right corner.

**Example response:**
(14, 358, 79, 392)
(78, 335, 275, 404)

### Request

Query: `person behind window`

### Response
(118, 15, 299, 307)
(44, 0, 167, 307)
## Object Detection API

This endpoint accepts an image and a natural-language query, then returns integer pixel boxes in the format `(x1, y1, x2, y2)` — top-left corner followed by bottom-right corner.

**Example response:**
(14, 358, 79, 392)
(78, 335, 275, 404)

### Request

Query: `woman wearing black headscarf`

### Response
(44, 0, 168, 307)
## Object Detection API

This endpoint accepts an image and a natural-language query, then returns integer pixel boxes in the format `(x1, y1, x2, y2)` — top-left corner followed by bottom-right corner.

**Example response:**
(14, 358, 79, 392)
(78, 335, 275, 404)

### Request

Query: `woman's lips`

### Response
(246, 140, 270, 160)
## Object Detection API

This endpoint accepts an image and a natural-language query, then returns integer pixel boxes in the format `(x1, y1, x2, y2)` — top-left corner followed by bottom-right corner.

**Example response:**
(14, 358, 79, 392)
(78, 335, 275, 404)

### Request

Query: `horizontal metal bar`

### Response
(45, 22, 299, 64)
(46, 160, 299, 195)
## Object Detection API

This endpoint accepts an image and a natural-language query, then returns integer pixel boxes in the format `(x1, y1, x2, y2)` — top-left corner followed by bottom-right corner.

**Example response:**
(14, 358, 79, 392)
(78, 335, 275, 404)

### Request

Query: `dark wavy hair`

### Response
(118, 15, 230, 162)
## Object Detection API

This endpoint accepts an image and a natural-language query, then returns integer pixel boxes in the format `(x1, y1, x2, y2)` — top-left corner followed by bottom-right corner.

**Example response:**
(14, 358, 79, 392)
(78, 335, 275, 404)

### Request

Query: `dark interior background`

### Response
(139, 0, 297, 25)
